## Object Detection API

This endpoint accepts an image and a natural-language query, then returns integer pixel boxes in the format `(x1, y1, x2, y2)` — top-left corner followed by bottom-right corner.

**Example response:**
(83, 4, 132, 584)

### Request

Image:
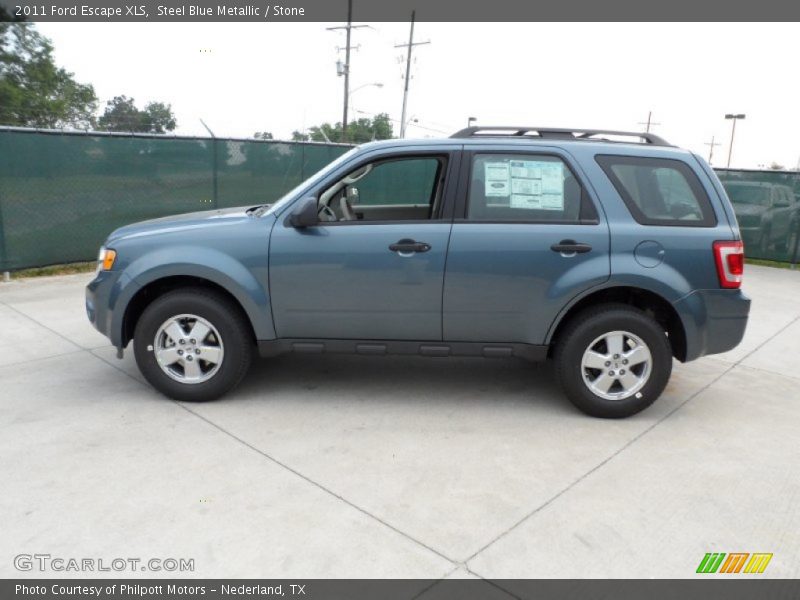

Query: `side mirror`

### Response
(289, 197, 319, 228)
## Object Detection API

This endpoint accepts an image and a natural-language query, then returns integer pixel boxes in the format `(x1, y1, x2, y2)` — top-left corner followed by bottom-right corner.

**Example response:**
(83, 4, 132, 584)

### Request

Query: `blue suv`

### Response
(86, 126, 750, 418)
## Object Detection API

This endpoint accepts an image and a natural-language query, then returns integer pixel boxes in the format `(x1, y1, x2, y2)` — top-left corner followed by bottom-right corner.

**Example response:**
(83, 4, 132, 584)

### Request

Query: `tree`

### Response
(291, 130, 309, 142)
(97, 95, 177, 133)
(297, 113, 394, 144)
(142, 101, 176, 133)
(0, 21, 98, 128)
(254, 131, 274, 140)
(96, 96, 139, 131)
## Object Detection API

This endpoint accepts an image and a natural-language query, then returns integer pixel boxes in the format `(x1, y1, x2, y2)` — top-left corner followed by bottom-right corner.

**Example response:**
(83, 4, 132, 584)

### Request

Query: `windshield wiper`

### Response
(247, 204, 272, 217)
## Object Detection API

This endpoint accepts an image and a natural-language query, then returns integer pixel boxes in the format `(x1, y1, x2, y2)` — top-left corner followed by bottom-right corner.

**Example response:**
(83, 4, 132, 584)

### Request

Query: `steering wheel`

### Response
(340, 196, 357, 221)
(318, 204, 338, 222)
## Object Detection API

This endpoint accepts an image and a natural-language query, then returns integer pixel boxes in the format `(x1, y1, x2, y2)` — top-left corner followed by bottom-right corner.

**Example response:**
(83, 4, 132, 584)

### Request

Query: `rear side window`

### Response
(596, 155, 717, 226)
(467, 153, 598, 223)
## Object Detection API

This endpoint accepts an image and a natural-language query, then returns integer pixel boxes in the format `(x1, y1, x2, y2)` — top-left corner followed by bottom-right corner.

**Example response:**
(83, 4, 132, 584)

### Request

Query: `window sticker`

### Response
(510, 163, 541, 180)
(540, 164, 564, 194)
(484, 162, 510, 197)
(511, 178, 542, 196)
(507, 160, 565, 210)
(541, 194, 565, 210)
(511, 194, 542, 209)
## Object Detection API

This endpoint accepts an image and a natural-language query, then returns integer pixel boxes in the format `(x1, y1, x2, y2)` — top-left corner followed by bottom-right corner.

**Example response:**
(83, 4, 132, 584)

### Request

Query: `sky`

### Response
(36, 21, 800, 170)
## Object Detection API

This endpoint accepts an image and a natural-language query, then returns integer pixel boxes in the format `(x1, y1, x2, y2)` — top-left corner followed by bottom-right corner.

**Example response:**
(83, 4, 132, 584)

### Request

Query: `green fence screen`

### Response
(0, 128, 351, 271)
(0, 127, 798, 271)
(715, 168, 800, 263)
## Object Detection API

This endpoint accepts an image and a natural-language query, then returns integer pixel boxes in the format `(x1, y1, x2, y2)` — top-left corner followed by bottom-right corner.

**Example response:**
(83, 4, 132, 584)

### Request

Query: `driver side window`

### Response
(319, 156, 445, 223)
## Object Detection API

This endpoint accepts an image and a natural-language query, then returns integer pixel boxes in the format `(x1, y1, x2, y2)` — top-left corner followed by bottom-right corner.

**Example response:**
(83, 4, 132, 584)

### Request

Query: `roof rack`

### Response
(449, 126, 670, 146)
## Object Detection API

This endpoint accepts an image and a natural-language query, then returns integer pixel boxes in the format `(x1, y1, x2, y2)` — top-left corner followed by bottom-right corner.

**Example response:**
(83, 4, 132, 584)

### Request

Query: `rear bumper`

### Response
(674, 288, 751, 361)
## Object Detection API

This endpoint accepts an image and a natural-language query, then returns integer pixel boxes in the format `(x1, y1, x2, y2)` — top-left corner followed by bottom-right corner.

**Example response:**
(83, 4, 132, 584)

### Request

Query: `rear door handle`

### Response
(389, 239, 431, 254)
(550, 239, 592, 255)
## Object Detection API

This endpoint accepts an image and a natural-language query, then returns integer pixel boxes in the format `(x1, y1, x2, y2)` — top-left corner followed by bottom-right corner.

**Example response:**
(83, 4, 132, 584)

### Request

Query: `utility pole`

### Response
(638, 111, 660, 133)
(705, 135, 720, 164)
(725, 113, 746, 168)
(342, 0, 352, 142)
(327, 0, 367, 142)
(395, 11, 430, 138)
(199, 118, 218, 209)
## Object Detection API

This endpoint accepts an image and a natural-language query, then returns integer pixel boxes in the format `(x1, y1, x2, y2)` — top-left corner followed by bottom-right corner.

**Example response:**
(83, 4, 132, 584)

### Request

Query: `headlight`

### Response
(97, 246, 117, 272)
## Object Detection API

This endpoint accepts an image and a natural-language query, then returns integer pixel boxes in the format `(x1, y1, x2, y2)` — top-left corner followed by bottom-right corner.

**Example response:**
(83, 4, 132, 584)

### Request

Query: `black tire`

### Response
(133, 287, 254, 402)
(553, 303, 672, 418)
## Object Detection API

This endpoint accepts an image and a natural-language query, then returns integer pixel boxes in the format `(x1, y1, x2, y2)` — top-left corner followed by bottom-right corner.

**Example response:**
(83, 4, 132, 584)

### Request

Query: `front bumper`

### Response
(674, 288, 751, 361)
(85, 269, 133, 348)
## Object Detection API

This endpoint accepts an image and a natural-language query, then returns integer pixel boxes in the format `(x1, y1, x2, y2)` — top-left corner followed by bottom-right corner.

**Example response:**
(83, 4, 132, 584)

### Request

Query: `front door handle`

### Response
(389, 239, 431, 254)
(550, 239, 592, 255)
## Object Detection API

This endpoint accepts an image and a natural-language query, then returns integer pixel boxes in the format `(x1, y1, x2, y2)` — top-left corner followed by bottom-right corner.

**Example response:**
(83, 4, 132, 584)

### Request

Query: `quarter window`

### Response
(596, 155, 717, 226)
(467, 154, 597, 223)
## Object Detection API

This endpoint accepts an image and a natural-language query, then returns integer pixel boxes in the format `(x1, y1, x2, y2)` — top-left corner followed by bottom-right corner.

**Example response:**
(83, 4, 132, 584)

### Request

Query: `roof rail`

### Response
(449, 126, 670, 146)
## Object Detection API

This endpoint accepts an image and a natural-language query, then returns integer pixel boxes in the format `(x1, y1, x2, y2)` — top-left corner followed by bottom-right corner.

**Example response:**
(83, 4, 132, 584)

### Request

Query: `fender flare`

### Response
(110, 246, 275, 346)
(543, 274, 695, 354)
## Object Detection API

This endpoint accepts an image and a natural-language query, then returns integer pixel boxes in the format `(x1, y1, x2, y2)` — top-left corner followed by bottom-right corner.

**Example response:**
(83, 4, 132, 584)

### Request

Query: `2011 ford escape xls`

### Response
(86, 126, 750, 418)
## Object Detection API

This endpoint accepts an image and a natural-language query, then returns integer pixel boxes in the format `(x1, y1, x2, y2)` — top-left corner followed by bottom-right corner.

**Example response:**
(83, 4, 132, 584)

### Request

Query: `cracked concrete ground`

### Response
(1, 265, 798, 586)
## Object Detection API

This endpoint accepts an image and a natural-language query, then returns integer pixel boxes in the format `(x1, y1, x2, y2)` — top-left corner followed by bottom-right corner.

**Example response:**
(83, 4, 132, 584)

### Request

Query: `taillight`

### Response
(713, 240, 744, 289)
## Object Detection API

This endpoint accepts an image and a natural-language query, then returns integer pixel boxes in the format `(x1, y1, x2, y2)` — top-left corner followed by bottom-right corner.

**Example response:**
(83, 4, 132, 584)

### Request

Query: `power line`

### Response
(638, 111, 660, 133)
(352, 108, 448, 135)
(705, 135, 720, 165)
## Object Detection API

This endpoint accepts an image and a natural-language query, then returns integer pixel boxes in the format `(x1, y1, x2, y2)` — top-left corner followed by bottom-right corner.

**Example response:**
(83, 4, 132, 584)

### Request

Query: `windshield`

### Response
(261, 147, 359, 216)
(726, 184, 770, 206)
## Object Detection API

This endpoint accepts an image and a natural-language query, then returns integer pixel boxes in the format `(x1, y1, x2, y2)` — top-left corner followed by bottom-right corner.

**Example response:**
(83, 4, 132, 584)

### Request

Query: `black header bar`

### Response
(2, 0, 799, 22)
(4, 579, 800, 600)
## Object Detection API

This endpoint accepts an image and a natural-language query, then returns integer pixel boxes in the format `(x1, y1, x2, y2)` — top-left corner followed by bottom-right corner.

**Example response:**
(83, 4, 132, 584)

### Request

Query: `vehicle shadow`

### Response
(233, 353, 573, 414)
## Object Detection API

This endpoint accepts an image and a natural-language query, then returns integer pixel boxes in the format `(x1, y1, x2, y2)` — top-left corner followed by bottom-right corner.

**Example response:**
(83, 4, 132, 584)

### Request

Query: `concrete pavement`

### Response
(0, 265, 798, 583)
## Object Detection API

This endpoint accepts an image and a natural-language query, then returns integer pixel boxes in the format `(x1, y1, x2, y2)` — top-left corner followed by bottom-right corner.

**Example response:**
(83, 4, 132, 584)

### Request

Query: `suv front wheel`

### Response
(133, 288, 254, 402)
(554, 304, 672, 418)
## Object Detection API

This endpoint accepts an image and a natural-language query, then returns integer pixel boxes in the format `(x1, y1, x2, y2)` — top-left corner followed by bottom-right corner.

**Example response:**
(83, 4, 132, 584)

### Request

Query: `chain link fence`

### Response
(0, 127, 352, 271)
(715, 168, 800, 264)
(0, 127, 798, 271)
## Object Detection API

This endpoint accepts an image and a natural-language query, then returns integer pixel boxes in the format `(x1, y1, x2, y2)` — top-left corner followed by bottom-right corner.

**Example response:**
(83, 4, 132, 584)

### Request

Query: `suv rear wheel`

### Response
(554, 304, 672, 418)
(133, 288, 254, 401)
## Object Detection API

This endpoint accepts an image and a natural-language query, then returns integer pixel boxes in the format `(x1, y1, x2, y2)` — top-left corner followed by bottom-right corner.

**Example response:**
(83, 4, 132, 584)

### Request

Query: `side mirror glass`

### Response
(289, 197, 319, 228)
